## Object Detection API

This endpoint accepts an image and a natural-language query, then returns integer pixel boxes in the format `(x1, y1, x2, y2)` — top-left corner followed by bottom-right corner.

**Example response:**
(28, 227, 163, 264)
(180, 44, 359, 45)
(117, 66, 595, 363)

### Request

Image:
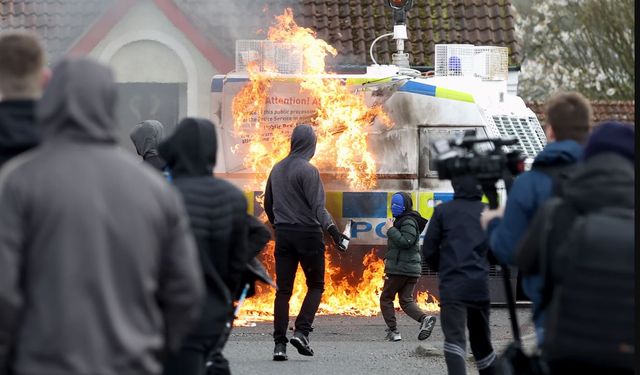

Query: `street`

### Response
(225, 307, 536, 375)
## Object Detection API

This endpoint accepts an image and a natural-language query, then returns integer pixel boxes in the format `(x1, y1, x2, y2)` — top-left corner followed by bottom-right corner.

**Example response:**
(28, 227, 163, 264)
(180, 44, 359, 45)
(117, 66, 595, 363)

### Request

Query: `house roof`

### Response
(298, 0, 520, 67)
(0, 0, 113, 64)
(1, 0, 519, 70)
(526, 101, 636, 126)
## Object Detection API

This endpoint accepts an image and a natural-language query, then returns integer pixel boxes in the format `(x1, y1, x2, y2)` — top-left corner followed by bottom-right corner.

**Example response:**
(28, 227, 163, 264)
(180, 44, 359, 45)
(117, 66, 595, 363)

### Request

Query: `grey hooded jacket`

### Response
(264, 124, 335, 232)
(0, 58, 204, 375)
(130, 120, 166, 171)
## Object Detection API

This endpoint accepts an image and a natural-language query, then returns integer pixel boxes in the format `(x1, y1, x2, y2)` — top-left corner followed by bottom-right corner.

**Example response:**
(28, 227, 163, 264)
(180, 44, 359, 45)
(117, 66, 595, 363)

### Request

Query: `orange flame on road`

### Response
(236, 243, 440, 325)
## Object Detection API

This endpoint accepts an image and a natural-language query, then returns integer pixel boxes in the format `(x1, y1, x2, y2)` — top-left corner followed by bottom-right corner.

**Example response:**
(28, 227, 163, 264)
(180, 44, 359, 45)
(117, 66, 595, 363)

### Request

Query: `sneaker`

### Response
(289, 331, 314, 356)
(273, 342, 288, 361)
(418, 316, 436, 340)
(385, 328, 402, 342)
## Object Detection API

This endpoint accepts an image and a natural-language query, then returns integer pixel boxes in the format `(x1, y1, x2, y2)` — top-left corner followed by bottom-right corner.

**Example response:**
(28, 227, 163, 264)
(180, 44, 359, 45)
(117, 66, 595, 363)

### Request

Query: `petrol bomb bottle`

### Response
(341, 220, 352, 251)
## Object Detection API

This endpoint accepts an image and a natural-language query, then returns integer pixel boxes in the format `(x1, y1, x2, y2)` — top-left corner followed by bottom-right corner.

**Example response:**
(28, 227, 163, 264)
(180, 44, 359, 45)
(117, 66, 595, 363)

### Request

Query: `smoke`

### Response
(175, 0, 302, 59)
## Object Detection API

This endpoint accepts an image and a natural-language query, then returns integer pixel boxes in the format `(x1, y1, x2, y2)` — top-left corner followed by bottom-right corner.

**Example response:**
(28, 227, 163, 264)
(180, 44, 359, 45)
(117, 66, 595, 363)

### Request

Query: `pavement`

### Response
(224, 307, 536, 375)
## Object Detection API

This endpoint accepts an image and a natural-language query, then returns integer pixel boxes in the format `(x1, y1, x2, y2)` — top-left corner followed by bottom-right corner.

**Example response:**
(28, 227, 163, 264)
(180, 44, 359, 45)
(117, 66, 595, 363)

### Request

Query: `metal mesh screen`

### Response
(473, 46, 509, 80)
(434, 44, 475, 77)
(435, 44, 508, 80)
(491, 115, 547, 158)
(235, 40, 303, 74)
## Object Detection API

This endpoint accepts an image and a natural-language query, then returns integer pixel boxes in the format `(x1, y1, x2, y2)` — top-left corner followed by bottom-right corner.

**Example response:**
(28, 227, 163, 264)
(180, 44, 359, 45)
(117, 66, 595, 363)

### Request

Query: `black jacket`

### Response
(515, 152, 635, 276)
(422, 175, 490, 302)
(0, 100, 40, 168)
(159, 118, 250, 335)
(239, 215, 273, 299)
(264, 124, 335, 232)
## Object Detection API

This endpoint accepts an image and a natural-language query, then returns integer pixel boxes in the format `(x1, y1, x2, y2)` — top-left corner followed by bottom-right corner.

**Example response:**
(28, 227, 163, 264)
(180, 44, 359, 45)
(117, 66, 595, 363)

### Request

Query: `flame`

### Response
(236, 243, 440, 325)
(231, 8, 391, 191)
(230, 9, 438, 325)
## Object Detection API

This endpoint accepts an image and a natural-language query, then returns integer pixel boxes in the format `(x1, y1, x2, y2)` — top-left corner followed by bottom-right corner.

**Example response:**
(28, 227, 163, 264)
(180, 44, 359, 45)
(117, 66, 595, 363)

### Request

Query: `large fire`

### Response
(231, 9, 439, 324)
(231, 8, 391, 190)
(237, 243, 440, 325)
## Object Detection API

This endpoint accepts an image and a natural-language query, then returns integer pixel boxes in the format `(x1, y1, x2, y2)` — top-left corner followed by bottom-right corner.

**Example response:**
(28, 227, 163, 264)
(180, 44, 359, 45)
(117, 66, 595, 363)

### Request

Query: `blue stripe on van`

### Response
(398, 81, 436, 97)
(342, 192, 388, 218)
(434, 192, 454, 203)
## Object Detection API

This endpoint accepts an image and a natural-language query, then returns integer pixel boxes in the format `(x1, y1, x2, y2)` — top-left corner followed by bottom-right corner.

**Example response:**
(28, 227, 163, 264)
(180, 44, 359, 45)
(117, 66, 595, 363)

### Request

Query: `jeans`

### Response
(273, 229, 325, 344)
(379, 274, 427, 329)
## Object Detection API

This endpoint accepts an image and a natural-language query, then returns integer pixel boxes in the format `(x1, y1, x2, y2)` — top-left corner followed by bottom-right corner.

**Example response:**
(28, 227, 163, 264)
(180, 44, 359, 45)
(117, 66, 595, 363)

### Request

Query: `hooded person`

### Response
(158, 118, 251, 375)
(0, 57, 204, 375)
(423, 175, 498, 375)
(515, 122, 635, 375)
(130, 120, 167, 171)
(379, 192, 435, 342)
(264, 124, 349, 361)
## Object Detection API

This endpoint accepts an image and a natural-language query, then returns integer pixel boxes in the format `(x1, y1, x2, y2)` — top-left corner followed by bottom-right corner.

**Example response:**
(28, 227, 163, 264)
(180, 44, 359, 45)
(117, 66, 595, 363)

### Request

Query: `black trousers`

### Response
(163, 333, 228, 375)
(379, 274, 428, 330)
(273, 229, 325, 344)
(441, 301, 497, 375)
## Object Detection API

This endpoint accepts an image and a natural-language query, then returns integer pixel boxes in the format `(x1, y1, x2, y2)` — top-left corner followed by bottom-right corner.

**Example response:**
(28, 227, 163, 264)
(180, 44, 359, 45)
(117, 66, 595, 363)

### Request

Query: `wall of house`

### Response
(89, 1, 218, 123)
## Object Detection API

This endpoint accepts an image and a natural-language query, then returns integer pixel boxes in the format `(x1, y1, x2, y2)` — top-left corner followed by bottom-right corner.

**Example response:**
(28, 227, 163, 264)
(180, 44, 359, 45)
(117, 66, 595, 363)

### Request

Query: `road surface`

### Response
(225, 307, 536, 375)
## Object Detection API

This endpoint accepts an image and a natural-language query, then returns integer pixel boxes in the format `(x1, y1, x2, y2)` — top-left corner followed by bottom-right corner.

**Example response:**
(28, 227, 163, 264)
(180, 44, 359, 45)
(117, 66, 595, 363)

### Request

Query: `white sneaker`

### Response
(385, 328, 402, 342)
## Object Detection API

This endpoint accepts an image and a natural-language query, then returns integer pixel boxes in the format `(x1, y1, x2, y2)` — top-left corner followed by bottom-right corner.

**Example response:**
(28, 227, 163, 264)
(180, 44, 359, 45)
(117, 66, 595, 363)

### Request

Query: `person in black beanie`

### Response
(515, 121, 635, 375)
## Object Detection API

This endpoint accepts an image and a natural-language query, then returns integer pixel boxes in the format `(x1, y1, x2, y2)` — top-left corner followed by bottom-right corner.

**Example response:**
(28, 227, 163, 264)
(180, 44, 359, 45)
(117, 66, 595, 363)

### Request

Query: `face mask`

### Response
(391, 193, 405, 217)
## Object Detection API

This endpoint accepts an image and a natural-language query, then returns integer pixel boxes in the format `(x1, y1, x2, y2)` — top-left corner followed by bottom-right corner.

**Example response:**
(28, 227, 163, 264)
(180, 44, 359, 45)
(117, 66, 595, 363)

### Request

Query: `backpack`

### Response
(538, 201, 635, 370)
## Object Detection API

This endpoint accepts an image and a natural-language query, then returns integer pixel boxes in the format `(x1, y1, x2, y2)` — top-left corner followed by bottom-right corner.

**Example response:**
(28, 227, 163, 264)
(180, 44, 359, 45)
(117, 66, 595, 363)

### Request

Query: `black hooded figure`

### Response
(264, 124, 349, 361)
(159, 118, 250, 375)
(423, 175, 498, 375)
(130, 119, 167, 171)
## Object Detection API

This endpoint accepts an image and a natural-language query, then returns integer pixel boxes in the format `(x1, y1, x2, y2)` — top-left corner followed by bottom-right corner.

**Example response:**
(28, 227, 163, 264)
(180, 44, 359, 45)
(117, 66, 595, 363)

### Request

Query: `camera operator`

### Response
(480, 92, 592, 347)
(514, 122, 634, 375)
(423, 176, 497, 375)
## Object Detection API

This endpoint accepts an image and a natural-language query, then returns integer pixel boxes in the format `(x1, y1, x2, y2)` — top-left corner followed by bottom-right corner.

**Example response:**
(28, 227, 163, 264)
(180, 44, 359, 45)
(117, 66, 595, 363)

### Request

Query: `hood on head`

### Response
(391, 192, 412, 217)
(392, 192, 428, 232)
(452, 175, 482, 200)
(158, 117, 217, 177)
(289, 124, 316, 160)
(36, 57, 117, 143)
(130, 120, 164, 157)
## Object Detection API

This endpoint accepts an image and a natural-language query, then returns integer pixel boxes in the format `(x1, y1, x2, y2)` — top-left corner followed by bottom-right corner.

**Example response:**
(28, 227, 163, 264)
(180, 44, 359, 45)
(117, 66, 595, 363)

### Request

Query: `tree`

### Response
(513, 0, 634, 101)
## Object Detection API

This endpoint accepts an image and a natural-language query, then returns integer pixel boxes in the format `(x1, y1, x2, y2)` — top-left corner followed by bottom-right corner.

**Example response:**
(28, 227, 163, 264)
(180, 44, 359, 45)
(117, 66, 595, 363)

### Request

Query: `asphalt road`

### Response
(224, 307, 536, 375)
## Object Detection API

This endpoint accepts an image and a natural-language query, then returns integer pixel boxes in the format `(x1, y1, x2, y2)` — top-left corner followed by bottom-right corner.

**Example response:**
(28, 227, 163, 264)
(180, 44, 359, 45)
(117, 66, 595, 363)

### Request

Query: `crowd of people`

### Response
(0, 30, 635, 375)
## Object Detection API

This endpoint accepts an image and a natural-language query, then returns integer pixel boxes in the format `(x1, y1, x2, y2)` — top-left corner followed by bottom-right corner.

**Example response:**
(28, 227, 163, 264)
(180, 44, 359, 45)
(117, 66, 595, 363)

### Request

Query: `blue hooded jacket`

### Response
(486, 140, 583, 336)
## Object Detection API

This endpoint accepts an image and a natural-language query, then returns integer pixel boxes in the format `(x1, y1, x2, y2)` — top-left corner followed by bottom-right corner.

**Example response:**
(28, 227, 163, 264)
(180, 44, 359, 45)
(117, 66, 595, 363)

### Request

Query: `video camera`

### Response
(431, 129, 526, 209)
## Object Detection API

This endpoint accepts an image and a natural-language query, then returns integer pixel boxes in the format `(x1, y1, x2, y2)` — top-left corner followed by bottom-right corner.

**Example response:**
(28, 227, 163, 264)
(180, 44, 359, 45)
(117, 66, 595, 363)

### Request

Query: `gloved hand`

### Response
(327, 224, 349, 252)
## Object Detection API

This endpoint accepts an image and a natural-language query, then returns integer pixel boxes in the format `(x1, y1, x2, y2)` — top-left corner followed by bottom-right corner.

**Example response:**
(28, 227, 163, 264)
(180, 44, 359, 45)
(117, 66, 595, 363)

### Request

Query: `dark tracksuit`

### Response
(380, 193, 429, 330)
(264, 125, 335, 344)
(423, 176, 497, 375)
(0, 99, 39, 169)
(159, 118, 250, 375)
